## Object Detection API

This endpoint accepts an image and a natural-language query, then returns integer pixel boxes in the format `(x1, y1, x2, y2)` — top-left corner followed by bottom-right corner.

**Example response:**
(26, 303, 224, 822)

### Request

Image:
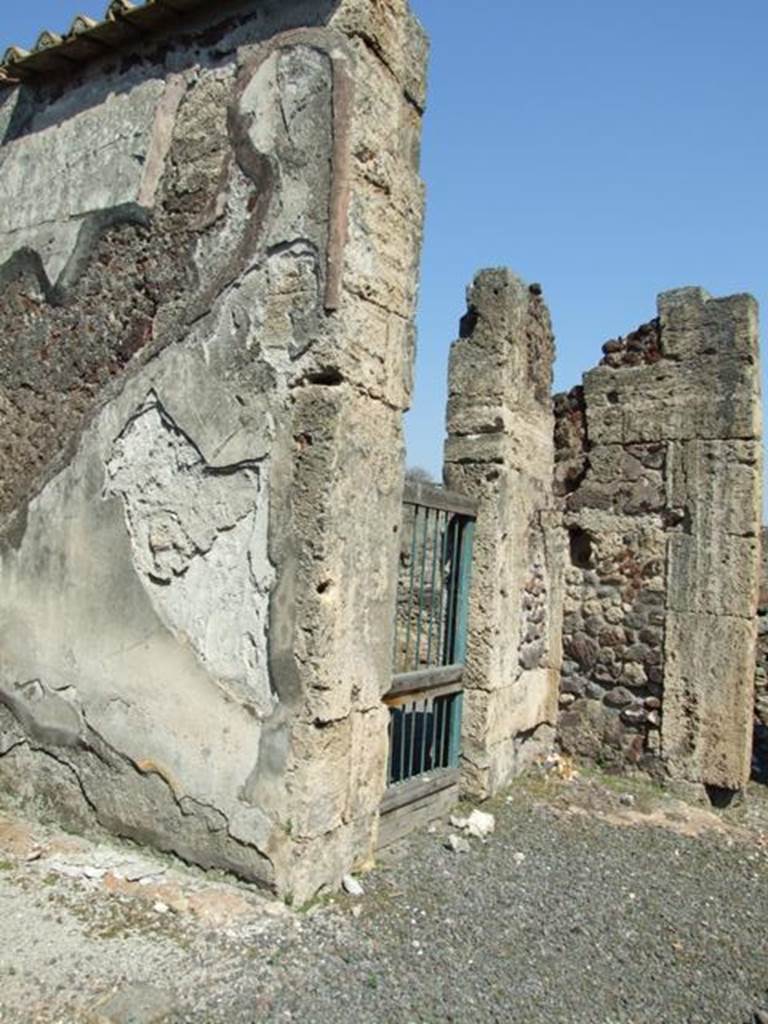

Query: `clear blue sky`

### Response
(3, 1, 767, 487)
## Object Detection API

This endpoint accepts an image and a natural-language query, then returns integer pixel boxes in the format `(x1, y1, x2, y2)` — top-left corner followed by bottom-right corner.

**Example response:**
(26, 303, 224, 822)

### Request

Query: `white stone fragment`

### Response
(450, 809, 495, 839)
(445, 834, 470, 854)
(341, 874, 364, 897)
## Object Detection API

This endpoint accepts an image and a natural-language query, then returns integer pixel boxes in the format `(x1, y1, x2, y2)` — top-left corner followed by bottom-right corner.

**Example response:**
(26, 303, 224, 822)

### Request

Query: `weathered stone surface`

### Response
(444, 270, 561, 798)
(0, 0, 427, 903)
(555, 287, 762, 791)
(664, 613, 755, 789)
(90, 983, 175, 1024)
(754, 529, 768, 777)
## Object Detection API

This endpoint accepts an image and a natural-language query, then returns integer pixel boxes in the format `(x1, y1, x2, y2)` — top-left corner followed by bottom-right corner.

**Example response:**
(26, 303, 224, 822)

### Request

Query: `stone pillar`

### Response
(660, 289, 762, 791)
(753, 528, 768, 775)
(555, 288, 762, 792)
(443, 270, 562, 798)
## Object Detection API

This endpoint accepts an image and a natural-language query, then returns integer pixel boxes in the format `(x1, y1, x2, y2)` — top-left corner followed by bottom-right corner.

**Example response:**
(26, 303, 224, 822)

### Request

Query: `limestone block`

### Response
(467, 683, 553, 753)
(332, 0, 427, 108)
(658, 287, 759, 364)
(344, 706, 390, 822)
(668, 533, 759, 619)
(666, 439, 762, 539)
(287, 816, 374, 907)
(444, 433, 509, 467)
(286, 388, 403, 703)
(445, 268, 557, 798)
(663, 611, 755, 789)
(484, 723, 555, 793)
(584, 358, 759, 445)
(288, 719, 353, 838)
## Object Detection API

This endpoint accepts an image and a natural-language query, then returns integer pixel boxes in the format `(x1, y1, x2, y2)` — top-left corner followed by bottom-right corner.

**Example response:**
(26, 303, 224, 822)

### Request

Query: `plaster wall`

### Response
(0, 0, 426, 901)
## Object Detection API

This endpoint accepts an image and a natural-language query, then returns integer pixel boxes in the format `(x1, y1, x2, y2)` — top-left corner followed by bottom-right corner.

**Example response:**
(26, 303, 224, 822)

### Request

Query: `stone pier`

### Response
(443, 270, 563, 797)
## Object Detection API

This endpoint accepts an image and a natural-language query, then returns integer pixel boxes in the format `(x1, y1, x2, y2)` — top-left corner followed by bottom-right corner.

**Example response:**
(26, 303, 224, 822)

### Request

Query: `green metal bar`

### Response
(441, 694, 451, 766)
(417, 696, 423, 774)
(429, 692, 440, 771)
(413, 506, 430, 671)
(402, 505, 419, 673)
(403, 704, 409, 782)
(452, 519, 475, 664)
(433, 696, 441, 768)
(442, 514, 458, 665)
(447, 691, 464, 768)
(387, 711, 393, 785)
(408, 699, 416, 779)
(435, 511, 450, 667)
(425, 508, 441, 665)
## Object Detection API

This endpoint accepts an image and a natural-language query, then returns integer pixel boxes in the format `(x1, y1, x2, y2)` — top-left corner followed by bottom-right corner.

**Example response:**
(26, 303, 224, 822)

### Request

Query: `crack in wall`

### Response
(0, 686, 276, 887)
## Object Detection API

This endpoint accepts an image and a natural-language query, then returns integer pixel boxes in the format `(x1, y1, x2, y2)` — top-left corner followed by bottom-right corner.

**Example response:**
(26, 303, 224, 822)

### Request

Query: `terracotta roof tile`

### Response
(0, 0, 223, 85)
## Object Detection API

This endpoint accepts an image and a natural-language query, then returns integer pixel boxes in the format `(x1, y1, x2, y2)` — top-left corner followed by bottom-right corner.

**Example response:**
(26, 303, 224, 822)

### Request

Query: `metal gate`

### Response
(380, 480, 477, 836)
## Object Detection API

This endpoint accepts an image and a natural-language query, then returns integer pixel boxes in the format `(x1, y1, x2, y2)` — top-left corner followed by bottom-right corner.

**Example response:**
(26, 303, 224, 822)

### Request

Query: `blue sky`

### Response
(407, 0, 768, 478)
(3, 1, 767, 485)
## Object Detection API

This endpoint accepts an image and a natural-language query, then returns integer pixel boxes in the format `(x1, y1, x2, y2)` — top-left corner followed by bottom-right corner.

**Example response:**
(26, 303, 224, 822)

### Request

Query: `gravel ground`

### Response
(1, 769, 768, 1024)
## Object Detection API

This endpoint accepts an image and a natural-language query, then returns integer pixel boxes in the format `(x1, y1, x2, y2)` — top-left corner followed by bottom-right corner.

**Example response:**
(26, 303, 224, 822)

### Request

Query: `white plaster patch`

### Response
(105, 400, 275, 716)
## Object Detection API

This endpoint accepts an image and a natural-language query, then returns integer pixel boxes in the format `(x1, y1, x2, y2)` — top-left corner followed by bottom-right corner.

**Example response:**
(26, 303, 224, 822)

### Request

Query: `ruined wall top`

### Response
(446, 269, 554, 437)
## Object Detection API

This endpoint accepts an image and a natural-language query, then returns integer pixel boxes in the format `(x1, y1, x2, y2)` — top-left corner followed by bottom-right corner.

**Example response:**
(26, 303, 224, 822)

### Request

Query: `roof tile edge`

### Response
(0, 0, 228, 85)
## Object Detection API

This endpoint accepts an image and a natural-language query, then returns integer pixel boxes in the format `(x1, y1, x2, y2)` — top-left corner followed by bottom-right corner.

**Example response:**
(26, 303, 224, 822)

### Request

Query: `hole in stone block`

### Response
(568, 527, 593, 569)
(705, 784, 738, 808)
(607, 391, 619, 404)
(459, 306, 478, 338)
(305, 368, 344, 386)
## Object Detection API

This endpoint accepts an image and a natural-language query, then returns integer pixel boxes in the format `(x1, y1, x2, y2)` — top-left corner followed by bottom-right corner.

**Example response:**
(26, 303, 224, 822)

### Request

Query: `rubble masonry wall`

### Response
(555, 288, 762, 791)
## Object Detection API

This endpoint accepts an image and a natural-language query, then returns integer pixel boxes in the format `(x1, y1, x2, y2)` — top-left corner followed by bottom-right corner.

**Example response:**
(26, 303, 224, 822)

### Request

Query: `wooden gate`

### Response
(378, 480, 477, 846)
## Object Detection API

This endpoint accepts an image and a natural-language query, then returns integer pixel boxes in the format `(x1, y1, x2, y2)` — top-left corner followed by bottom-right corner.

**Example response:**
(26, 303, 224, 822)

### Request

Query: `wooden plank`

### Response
(385, 664, 463, 699)
(379, 767, 459, 815)
(377, 782, 458, 850)
(402, 480, 478, 518)
(384, 681, 462, 709)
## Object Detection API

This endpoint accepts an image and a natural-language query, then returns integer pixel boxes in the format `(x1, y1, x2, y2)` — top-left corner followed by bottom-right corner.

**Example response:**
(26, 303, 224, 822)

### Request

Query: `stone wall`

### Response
(753, 527, 768, 776)
(443, 270, 562, 797)
(556, 289, 762, 792)
(0, 0, 426, 903)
